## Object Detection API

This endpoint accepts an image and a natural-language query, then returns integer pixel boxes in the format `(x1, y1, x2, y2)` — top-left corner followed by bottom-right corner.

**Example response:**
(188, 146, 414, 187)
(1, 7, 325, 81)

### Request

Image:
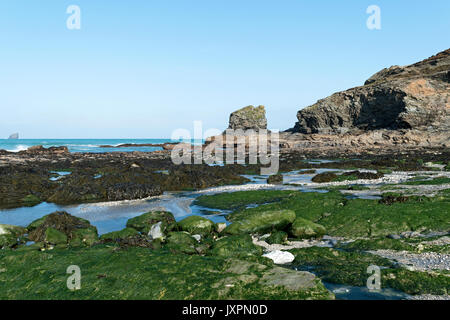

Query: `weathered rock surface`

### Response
(292, 49, 450, 136)
(224, 209, 296, 235)
(228, 105, 267, 131)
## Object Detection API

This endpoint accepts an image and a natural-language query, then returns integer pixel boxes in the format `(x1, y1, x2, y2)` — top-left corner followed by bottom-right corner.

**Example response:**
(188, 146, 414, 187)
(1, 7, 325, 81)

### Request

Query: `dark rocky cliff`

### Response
(292, 49, 450, 134)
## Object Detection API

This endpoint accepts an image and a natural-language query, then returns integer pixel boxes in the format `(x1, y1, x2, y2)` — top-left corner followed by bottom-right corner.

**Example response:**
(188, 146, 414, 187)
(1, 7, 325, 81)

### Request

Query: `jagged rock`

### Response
(228, 105, 267, 131)
(292, 49, 450, 134)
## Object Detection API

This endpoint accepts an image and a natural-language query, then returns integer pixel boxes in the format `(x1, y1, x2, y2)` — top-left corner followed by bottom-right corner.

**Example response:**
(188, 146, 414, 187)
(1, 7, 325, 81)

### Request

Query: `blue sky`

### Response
(0, 0, 448, 138)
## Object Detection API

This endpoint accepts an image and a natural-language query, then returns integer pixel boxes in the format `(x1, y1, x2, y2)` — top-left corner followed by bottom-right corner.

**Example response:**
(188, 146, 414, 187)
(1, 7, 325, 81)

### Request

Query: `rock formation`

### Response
(228, 105, 267, 131)
(8, 133, 19, 139)
(291, 49, 450, 134)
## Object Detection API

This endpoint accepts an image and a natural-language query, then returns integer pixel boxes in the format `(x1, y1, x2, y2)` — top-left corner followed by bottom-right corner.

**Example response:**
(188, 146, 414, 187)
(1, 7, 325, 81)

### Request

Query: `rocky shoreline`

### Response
(1, 49, 449, 300)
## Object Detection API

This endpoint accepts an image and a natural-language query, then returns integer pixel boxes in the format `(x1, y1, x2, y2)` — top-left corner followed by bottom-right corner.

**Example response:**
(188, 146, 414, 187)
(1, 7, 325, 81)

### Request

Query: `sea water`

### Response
(0, 138, 202, 153)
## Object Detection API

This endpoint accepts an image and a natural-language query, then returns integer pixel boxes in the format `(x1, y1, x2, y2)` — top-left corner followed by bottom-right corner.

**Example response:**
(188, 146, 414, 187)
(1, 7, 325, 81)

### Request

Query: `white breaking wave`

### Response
(5, 145, 29, 152)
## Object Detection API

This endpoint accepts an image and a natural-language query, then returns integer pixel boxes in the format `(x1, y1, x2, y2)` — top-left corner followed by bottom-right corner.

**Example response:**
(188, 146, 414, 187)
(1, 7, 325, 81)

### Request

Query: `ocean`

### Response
(0, 139, 185, 153)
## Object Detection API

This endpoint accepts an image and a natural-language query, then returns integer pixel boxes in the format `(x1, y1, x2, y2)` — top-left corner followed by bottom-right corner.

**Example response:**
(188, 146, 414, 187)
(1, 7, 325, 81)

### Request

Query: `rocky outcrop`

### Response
(27, 211, 99, 246)
(228, 105, 267, 131)
(292, 49, 450, 134)
(8, 133, 19, 139)
(23, 145, 69, 155)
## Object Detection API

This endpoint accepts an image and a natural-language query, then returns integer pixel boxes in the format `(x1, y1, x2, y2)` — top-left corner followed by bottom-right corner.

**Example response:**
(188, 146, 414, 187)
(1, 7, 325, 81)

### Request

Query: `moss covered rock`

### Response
(126, 211, 175, 235)
(224, 210, 296, 235)
(290, 217, 326, 239)
(266, 231, 288, 245)
(100, 228, 140, 242)
(0, 224, 26, 248)
(209, 234, 263, 258)
(21, 194, 41, 206)
(27, 211, 98, 246)
(70, 227, 98, 246)
(45, 227, 68, 245)
(177, 216, 214, 236)
(165, 231, 198, 254)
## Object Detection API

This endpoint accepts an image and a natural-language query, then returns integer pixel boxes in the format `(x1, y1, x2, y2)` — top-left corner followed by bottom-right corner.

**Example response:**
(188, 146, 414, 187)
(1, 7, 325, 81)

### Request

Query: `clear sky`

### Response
(0, 0, 448, 138)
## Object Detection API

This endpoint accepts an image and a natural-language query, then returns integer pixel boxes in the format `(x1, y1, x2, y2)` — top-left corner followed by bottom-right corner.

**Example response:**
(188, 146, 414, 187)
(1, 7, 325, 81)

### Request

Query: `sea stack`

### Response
(8, 133, 19, 139)
(228, 105, 267, 131)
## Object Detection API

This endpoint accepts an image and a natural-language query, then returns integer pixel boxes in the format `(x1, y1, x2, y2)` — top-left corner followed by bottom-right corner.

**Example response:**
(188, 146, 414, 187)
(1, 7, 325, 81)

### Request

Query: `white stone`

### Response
(148, 222, 164, 240)
(262, 250, 295, 264)
(192, 234, 201, 242)
(216, 223, 227, 233)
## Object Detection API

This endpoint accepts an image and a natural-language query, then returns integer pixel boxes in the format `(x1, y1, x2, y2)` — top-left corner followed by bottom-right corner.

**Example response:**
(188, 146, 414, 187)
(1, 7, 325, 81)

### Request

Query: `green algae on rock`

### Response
(100, 228, 140, 242)
(194, 190, 295, 211)
(165, 231, 198, 255)
(0, 244, 333, 300)
(126, 211, 175, 235)
(289, 246, 450, 296)
(220, 189, 449, 238)
(266, 231, 288, 245)
(27, 211, 98, 247)
(224, 210, 296, 235)
(290, 217, 326, 239)
(209, 234, 263, 259)
(44, 227, 68, 245)
(0, 224, 26, 248)
(177, 215, 215, 236)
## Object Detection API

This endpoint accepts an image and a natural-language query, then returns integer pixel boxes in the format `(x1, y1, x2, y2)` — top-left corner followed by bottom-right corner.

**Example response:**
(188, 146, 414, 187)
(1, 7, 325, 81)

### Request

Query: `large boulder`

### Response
(177, 216, 215, 236)
(292, 49, 450, 135)
(224, 210, 296, 235)
(27, 211, 98, 246)
(165, 231, 198, 254)
(0, 224, 26, 248)
(228, 105, 267, 131)
(290, 217, 326, 239)
(126, 211, 175, 235)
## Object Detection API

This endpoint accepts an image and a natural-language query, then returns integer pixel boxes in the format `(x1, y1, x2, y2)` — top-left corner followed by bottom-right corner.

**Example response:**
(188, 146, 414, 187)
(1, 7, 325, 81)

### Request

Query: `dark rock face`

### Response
(292, 49, 450, 134)
(228, 105, 267, 131)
